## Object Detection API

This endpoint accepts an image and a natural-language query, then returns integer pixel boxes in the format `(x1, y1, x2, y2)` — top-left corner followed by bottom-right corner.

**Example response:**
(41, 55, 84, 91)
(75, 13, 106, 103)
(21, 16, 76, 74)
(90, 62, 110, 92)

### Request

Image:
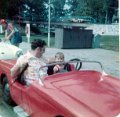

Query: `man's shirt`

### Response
(12, 51, 47, 85)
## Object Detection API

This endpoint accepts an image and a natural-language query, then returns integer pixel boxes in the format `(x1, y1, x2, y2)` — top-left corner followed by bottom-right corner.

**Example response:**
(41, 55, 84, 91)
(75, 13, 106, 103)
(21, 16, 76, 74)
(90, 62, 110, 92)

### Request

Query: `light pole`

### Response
(48, 0, 51, 47)
(19, 7, 20, 26)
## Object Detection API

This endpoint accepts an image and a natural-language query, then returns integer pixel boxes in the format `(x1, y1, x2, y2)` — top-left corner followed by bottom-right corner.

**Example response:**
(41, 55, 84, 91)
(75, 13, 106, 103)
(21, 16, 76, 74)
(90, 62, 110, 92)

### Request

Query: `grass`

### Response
(0, 34, 119, 52)
(22, 34, 55, 47)
(100, 35, 119, 52)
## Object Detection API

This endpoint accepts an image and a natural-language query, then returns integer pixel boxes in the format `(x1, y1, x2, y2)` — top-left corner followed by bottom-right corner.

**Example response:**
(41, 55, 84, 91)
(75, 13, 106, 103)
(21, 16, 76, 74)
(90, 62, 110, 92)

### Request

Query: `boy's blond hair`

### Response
(55, 52, 64, 60)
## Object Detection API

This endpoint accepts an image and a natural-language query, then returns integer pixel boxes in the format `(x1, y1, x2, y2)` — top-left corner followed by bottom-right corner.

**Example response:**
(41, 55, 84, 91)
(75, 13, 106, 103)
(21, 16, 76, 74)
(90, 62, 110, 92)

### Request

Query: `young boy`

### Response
(47, 52, 65, 75)
(53, 52, 65, 73)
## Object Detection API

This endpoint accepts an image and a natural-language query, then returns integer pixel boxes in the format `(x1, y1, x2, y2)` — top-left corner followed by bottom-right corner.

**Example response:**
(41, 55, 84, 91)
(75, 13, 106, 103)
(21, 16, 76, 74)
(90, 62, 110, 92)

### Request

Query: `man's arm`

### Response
(11, 65, 21, 78)
(11, 53, 28, 78)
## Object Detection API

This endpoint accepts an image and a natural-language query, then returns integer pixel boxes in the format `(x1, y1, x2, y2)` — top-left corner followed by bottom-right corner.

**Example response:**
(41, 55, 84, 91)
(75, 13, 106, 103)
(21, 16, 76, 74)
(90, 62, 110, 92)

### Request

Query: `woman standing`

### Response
(0, 19, 22, 47)
(0, 19, 14, 44)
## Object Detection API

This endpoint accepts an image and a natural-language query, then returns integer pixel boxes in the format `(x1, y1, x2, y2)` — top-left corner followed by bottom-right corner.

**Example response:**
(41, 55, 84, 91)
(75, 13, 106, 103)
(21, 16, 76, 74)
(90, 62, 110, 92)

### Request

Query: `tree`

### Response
(8, 0, 24, 19)
(0, 0, 47, 21)
(0, 0, 118, 23)
(67, 0, 79, 15)
(0, 0, 24, 19)
(47, 0, 66, 21)
(28, 0, 47, 21)
(0, 0, 9, 18)
(67, 0, 118, 23)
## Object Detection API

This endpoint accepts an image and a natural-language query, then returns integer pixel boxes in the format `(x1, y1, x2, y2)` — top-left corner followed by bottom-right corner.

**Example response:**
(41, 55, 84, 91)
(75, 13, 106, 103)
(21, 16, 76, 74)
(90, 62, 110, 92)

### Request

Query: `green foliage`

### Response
(52, 0, 66, 17)
(0, 0, 9, 18)
(100, 35, 119, 51)
(0, 0, 23, 18)
(67, 0, 118, 23)
(0, 0, 118, 23)
(67, 0, 79, 13)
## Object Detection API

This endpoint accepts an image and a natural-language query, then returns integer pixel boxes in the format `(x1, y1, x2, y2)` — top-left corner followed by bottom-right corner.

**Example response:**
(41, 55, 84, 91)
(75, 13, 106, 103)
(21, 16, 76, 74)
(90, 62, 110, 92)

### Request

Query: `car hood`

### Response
(0, 42, 22, 59)
(45, 71, 120, 117)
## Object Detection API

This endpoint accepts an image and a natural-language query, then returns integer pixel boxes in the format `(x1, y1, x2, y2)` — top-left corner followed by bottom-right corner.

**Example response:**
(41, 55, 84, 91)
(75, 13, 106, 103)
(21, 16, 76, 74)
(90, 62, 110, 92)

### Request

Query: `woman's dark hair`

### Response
(31, 39, 46, 50)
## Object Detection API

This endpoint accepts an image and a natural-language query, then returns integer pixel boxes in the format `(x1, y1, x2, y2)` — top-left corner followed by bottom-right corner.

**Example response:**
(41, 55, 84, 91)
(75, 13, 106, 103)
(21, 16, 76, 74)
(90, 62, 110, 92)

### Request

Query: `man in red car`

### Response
(11, 39, 48, 85)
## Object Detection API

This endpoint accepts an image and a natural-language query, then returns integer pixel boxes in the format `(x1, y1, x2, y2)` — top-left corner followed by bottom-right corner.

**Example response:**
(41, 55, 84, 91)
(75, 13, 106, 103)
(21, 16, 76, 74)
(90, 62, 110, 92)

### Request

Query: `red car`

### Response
(0, 58, 120, 117)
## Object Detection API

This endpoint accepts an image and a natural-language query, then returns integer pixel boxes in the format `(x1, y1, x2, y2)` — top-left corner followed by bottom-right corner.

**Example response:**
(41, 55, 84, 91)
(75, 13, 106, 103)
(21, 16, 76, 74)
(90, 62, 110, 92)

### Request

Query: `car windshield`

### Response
(40, 60, 105, 78)
(37, 60, 107, 86)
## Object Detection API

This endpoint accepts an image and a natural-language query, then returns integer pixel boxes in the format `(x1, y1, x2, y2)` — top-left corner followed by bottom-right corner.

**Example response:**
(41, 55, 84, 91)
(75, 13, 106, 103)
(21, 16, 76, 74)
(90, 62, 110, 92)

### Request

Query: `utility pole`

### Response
(48, 0, 51, 47)
(19, 7, 20, 26)
(105, 10, 108, 24)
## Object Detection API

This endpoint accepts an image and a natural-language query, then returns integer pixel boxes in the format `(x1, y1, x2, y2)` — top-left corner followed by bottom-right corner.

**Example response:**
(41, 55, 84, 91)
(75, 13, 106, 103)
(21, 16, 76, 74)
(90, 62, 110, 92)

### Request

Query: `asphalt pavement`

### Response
(0, 87, 16, 117)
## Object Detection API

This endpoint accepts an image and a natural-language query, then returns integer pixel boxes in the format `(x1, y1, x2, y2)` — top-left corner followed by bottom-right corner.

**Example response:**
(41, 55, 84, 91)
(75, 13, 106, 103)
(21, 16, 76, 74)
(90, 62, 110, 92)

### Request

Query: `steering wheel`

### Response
(64, 63, 71, 71)
(69, 58, 82, 70)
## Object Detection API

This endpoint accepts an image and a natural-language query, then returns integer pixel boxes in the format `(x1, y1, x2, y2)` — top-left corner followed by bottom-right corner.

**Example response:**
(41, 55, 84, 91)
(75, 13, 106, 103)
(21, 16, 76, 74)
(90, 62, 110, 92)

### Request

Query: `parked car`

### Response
(0, 58, 120, 117)
(0, 42, 23, 59)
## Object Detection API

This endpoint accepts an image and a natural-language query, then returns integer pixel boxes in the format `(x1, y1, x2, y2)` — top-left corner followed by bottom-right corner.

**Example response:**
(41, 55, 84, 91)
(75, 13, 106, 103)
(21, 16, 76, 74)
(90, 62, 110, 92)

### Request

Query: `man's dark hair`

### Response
(31, 39, 46, 50)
